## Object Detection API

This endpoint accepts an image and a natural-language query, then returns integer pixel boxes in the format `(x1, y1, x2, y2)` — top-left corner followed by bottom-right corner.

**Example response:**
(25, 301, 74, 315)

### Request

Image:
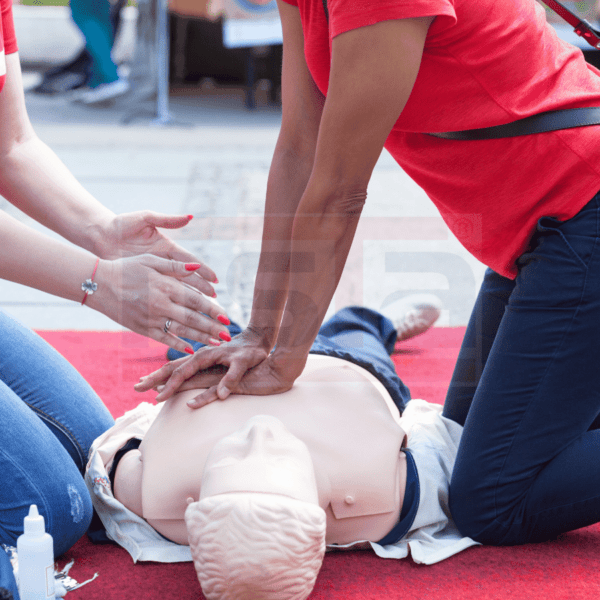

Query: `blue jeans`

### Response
(444, 191, 600, 545)
(168, 306, 411, 413)
(0, 311, 114, 596)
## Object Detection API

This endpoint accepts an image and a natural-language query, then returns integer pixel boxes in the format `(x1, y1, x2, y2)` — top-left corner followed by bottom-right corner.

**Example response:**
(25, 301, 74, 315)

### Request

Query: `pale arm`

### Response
(0, 55, 222, 277)
(0, 53, 115, 257)
(0, 53, 230, 348)
(0, 209, 224, 346)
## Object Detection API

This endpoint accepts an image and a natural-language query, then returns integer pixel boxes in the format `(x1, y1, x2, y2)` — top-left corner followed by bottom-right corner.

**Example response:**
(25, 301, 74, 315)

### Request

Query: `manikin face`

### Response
(200, 415, 320, 505)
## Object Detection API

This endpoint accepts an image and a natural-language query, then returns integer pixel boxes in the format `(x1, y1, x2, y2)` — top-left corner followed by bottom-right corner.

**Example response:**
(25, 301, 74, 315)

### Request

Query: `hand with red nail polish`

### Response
(96, 252, 231, 355)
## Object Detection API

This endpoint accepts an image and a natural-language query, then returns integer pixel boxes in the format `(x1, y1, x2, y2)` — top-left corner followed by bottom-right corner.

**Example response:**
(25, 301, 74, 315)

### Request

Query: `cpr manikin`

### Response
(87, 302, 476, 598)
(112, 355, 409, 599)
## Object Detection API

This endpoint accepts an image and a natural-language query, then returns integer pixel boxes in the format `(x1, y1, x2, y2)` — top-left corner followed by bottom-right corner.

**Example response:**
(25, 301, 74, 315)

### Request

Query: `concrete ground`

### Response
(1, 11, 486, 331)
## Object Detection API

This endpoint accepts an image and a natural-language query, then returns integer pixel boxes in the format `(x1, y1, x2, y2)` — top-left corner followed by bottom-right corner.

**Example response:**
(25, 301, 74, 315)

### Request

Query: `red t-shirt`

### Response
(281, 0, 600, 278)
(0, 0, 18, 90)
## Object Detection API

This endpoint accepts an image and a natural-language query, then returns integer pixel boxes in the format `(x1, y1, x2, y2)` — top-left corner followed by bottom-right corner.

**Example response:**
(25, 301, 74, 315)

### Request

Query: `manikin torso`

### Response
(114, 355, 408, 546)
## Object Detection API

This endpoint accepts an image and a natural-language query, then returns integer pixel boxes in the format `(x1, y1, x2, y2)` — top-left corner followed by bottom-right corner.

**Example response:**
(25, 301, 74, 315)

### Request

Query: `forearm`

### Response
(0, 209, 100, 302)
(0, 135, 116, 257)
(248, 138, 317, 349)
(270, 179, 365, 376)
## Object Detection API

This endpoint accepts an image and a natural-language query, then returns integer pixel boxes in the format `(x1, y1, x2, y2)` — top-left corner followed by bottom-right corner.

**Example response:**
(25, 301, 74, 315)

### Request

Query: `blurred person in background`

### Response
(34, 0, 128, 102)
(69, 0, 130, 102)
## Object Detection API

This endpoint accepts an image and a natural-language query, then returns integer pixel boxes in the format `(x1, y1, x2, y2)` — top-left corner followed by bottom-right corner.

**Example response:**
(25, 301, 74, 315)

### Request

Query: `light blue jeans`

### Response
(0, 311, 114, 597)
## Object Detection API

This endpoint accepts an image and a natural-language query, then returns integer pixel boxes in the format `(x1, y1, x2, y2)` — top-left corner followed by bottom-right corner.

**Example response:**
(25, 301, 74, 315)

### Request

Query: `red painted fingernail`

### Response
(187, 214, 194, 220)
(219, 331, 232, 342)
(213, 277, 219, 284)
(212, 291, 217, 298)
(185, 347, 194, 355)
(217, 314, 230, 325)
(185, 263, 202, 271)
(209, 338, 221, 346)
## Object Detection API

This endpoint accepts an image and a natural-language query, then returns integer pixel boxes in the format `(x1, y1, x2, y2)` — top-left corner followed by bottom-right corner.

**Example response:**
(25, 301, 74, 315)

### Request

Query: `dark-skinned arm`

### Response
(270, 15, 435, 379)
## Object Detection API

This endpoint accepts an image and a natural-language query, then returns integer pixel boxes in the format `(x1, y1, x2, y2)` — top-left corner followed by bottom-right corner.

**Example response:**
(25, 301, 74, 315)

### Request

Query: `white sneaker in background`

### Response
(75, 77, 130, 104)
(380, 293, 442, 342)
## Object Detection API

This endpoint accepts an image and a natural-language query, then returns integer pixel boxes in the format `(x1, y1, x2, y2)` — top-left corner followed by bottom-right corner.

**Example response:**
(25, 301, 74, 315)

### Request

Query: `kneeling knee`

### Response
(45, 479, 93, 556)
(449, 484, 508, 545)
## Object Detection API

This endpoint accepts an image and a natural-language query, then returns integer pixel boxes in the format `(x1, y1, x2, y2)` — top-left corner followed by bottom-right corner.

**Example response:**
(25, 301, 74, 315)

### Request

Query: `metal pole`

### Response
(152, 0, 173, 125)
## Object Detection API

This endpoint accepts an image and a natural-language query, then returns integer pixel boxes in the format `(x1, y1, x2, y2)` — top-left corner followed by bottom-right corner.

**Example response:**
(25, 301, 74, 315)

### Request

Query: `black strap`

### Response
(321, 0, 329, 22)
(427, 107, 600, 140)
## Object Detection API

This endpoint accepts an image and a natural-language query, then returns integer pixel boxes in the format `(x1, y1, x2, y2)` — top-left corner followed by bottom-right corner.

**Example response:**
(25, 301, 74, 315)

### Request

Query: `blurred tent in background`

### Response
(169, 0, 282, 107)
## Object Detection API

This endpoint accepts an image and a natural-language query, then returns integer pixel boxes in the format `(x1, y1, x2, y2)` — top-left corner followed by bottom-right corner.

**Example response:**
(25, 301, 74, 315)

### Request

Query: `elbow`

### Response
(327, 190, 367, 218)
(294, 182, 367, 241)
(309, 188, 366, 240)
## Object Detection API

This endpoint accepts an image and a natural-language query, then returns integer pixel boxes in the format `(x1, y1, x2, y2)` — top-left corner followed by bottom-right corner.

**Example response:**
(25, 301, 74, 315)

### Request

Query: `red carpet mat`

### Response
(36, 328, 600, 600)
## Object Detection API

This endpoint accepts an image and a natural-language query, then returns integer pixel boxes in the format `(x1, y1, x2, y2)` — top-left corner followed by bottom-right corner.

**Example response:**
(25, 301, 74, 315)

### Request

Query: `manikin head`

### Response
(184, 415, 327, 600)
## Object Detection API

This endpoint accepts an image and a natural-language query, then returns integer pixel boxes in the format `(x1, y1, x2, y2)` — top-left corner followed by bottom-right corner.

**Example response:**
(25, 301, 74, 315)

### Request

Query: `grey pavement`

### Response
(0, 15, 486, 331)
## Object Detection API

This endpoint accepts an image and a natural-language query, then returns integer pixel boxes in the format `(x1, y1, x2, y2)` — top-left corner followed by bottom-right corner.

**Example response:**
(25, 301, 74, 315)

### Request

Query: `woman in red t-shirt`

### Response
(141, 0, 600, 547)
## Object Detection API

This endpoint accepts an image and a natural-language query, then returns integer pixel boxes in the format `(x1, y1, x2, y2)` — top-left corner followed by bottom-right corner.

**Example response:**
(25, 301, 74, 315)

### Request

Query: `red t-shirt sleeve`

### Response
(328, 0, 456, 39)
(2, 0, 18, 54)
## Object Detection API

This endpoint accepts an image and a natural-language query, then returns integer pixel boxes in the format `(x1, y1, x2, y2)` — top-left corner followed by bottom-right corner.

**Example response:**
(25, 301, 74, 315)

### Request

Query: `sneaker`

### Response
(380, 293, 442, 342)
(33, 49, 92, 94)
(75, 77, 130, 104)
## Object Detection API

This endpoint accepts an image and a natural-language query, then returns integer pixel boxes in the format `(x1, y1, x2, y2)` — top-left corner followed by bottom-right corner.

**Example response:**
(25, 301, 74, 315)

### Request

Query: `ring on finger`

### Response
(164, 319, 172, 334)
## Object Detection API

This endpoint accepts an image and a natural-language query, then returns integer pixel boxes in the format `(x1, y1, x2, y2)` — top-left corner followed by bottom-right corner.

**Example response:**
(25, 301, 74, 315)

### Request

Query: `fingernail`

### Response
(212, 291, 217, 298)
(209, 338, 221, 346)
(217, 314, 230, 326)
(185, 263, 202, 271)
(185, 346, 194, 355)
(218, 386, 230, 399)
(213, 277, 219, 284)
(219, 331, 232, 342)
(187, 214, 194, 220)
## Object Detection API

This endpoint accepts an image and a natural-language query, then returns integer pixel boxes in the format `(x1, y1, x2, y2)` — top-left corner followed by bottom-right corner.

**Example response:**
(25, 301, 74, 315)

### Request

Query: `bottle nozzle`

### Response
(23, 504, 46, 535)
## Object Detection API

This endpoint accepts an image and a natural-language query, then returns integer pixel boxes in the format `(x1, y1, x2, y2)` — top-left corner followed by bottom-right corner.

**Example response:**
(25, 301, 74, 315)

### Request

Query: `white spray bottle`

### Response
(16, 505, 55, 600)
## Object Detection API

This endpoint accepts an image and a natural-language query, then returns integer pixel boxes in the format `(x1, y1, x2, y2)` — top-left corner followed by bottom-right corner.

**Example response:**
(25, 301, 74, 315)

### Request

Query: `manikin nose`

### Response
(245, 417, 281, 453)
